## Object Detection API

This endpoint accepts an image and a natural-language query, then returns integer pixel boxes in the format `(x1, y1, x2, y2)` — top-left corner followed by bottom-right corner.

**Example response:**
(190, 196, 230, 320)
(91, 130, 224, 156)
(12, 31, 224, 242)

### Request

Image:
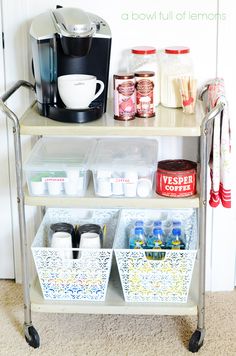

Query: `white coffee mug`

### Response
(58, 74, 105, 109)
(51, 231, 72, 259)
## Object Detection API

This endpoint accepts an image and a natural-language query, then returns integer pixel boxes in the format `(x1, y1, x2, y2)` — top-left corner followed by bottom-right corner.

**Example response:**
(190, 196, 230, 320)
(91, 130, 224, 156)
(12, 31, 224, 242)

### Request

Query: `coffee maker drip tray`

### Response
(42, 102, 104, 124)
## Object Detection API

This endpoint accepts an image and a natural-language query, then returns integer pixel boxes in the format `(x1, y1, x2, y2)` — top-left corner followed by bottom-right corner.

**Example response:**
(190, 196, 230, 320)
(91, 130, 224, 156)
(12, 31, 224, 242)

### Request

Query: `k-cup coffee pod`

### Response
(124, 171, 138, 197)
(30, 181, 47, 195)
(111, 172, 124, 196)
(47, 181, 64, 195)
(137, 178, 152, 197)
(156, 159, 197, 197)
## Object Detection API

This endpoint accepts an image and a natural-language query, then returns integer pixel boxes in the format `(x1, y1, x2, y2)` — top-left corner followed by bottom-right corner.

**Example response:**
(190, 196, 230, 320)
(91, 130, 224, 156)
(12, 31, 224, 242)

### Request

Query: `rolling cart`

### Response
(0, 80, 224, 352)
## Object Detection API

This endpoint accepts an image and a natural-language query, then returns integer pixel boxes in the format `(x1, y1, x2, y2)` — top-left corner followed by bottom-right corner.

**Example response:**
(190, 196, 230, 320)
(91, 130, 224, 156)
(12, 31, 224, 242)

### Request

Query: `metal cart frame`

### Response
(0, 81, 225, 352)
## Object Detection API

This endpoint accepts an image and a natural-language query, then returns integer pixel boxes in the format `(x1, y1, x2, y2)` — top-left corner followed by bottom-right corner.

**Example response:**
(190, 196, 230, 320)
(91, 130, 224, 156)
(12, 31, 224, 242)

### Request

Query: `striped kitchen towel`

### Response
(206, 78, 231, 208)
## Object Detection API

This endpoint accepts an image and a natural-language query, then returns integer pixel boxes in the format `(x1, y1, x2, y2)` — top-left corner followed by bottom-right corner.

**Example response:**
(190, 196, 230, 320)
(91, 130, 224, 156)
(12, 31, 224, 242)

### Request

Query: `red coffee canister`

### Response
(156, 159, 197, 197)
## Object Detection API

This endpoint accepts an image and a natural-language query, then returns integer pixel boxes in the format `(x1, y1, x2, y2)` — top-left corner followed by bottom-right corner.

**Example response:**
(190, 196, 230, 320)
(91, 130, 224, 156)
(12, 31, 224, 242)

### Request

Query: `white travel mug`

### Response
(79, 232, 101, 249)
(51, 231, 72, 259)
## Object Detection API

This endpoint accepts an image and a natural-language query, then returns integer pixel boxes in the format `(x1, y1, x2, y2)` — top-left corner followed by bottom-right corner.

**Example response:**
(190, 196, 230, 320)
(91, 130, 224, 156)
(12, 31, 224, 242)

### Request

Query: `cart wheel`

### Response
(24, 325, 40, 348)
(188, 330, 204, 353)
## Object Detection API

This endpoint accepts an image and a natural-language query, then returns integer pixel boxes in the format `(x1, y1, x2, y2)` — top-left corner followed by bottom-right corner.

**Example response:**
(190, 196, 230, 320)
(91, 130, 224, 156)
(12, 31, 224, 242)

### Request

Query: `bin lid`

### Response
(90, 138, 158, 171)
(24, 137, 96, 170)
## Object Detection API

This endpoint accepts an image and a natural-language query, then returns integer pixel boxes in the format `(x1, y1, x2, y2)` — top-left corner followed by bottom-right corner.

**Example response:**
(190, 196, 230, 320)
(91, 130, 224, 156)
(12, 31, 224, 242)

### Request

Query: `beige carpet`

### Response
(0, 280, 235, 356)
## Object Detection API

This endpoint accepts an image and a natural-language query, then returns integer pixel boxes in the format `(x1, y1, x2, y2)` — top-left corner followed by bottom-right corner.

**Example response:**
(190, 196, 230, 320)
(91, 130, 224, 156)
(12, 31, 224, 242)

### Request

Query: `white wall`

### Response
(1, 0, 235, 289)
(213, 0, 236, 290)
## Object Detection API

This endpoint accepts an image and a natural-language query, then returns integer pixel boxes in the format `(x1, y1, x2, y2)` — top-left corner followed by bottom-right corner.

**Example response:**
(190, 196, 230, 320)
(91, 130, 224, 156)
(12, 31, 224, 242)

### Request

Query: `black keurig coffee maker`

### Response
(30, 6, 112, 123)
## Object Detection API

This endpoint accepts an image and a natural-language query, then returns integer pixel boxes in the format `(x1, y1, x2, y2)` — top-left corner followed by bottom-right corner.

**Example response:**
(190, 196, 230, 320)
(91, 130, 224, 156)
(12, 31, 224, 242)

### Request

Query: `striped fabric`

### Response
(206, 78, 231, 208)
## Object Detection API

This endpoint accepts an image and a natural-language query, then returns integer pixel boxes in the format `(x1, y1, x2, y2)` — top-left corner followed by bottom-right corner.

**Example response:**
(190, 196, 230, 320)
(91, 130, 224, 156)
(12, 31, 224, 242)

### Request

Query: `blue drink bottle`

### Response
(129, 227, 145, 249)
(166, 223, 185, 250)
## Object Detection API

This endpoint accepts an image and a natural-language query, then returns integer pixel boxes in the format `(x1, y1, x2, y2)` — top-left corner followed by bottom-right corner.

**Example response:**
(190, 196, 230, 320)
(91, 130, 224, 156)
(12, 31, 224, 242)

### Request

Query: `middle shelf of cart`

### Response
(24, 181, 200, 208)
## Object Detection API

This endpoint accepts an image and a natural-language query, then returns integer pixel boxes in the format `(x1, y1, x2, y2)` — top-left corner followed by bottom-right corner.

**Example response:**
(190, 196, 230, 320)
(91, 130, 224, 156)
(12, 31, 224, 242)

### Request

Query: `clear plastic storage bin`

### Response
(31, 208, 119, 301)
(114, 208, 197, 303)
(90, 138, 158, 198)
(24, 137, 96, 197)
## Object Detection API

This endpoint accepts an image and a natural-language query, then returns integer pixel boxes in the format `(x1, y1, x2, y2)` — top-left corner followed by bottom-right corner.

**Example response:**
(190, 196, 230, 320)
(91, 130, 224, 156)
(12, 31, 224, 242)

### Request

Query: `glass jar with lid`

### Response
(161, 46, 193, 108)
(128, 46, 160, 106)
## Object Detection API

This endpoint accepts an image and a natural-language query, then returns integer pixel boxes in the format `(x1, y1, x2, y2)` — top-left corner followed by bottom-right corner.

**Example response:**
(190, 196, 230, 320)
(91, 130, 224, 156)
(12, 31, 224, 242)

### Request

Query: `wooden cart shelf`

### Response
(20, 102, 204, 137)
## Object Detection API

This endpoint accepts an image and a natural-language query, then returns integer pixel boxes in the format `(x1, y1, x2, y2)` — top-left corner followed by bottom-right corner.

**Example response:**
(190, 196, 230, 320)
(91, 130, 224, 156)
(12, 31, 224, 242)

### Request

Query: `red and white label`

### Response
(156, 170, 196, 197)
(110, 177, 137, 184)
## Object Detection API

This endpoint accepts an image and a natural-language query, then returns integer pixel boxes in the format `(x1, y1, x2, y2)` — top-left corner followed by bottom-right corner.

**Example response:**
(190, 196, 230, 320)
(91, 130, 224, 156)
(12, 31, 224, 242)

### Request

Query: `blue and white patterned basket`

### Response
(114, 209, 198, 303)
(32, 208, 119, 301)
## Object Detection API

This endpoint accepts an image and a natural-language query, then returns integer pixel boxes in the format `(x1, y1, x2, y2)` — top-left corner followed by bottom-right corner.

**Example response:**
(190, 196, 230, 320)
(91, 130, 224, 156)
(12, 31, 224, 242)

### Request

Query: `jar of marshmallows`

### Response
(128, 46, 160, 106)
(161, 46, 193, 108)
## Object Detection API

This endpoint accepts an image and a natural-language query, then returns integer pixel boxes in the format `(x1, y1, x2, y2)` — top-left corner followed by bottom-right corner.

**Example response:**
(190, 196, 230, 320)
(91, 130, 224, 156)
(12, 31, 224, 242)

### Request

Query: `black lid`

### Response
(158, 159, 197, 171)
(50, 222, 74, 233)
(78, 224, 102, 234)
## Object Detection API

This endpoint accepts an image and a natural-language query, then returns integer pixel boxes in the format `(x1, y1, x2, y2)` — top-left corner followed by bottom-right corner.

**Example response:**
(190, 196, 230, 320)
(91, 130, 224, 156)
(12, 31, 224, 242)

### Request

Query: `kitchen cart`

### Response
(0, 80, 224, 352)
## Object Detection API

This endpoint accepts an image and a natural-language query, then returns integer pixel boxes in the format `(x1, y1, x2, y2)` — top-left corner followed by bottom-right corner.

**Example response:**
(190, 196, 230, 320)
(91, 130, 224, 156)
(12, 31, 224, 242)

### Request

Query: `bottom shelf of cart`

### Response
(30, 268, 198, 316)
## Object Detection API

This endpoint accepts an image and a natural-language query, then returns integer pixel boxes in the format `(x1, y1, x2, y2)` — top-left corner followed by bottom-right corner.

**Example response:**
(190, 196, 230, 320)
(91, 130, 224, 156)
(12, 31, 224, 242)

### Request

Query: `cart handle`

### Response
(0, 80, 35, 129)
(0, 80, 35, 328)
(199, 84, 225, 132)
(0, 80, 35, 103)
(197, 82, 226, 335)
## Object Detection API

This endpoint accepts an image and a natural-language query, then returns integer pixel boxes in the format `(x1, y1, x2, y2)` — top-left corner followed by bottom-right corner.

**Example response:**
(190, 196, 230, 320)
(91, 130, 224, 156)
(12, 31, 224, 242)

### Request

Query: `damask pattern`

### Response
(114, 208, 197, 303)
(32, 208, 119, 301)
(115, 250, 197, 303)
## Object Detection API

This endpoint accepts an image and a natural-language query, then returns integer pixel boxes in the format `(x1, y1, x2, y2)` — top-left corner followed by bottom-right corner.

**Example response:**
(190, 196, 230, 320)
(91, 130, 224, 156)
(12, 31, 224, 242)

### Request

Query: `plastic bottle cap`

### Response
(153, 228, 163, 235)
(135, 227, 144, 234)
(173, 221, 181, 226)
(165, 46, 190, 54)
(172, 228, 181, 235)
(153, 220, 162, 227)
(135, 220, 144, 226)
(132, 46, 157, 55)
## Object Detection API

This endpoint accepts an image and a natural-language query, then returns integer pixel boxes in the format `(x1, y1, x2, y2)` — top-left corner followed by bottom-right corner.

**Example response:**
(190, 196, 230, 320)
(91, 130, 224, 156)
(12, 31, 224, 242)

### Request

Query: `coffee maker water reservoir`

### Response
(30, 6, 112, 123)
